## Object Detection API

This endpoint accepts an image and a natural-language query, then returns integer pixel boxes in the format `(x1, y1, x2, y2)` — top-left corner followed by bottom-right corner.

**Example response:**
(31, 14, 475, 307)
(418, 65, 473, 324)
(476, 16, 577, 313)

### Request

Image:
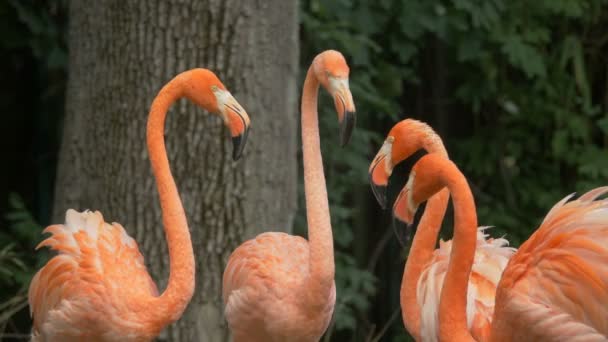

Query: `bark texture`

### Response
(54, 1, 298, 340)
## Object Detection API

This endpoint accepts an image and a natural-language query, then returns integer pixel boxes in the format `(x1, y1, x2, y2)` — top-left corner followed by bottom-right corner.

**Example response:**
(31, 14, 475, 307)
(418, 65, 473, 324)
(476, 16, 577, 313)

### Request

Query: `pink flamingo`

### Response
(369, 119, 516, 341)
(28, 69, 250, 341)
(398, 152, 608, 341)
(222, 50, 356, 341)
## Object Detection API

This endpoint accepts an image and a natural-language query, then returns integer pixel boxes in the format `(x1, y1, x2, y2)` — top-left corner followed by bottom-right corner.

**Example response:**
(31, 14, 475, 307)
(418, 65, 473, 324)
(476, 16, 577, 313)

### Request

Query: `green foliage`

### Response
(2, 0, 67, 69)
(300, 1, 406, 339)
(437, 0, 608, 243)
(301, 0, 608, 340)
(0, 1, 65, 336)
(331, 254, 376, 332)
(0, 194, 45, 336)
(0, 244, 27, 287)
(0, 0, 606, 340)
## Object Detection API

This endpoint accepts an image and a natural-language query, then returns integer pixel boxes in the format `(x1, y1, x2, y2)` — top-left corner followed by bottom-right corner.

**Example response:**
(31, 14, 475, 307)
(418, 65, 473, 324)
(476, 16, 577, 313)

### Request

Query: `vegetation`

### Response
(1, 0, 607, 340)
(0, 195, 45, 338)
(301, 0, 608, 340)
(0, 0, 66, 338)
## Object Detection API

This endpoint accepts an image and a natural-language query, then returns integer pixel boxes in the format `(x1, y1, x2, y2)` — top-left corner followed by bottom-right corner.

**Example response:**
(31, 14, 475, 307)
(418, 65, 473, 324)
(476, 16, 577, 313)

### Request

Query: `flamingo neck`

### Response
(401, 134, 449, 338)
(144, 78, 195, 327)
(401, 188, 449, 338)
(437, 164, 477, 342)
(301, 66, 335, 304)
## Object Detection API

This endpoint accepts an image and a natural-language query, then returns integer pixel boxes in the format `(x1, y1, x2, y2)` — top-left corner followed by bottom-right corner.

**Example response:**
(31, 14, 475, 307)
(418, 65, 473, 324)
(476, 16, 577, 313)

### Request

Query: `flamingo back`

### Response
(417, 227, 516, 342)
(223, 232, 336, 342)
(28, 209, 159, 341)
(492, 187, 608, 341)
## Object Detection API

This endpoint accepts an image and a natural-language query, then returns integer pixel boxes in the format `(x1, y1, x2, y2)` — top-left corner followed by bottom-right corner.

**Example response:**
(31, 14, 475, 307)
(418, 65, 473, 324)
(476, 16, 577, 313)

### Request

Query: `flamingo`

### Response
(396, 152, 608, 341)
(222, 50, 356, 341)
(368, 119, 516, 341)
(28, 69, 251, 341)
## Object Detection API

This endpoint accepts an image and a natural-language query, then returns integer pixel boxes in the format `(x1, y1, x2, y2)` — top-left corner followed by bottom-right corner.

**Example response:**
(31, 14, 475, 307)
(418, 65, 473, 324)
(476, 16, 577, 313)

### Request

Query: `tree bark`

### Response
(54, 1, 298, 340)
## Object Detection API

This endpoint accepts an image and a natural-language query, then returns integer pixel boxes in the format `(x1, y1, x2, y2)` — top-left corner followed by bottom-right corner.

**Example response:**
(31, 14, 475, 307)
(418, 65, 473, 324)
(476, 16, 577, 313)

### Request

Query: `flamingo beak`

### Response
(232, 126, 249, 161)
(330, 77, 356, 146)
(368, 139, 394, 209)
(223, 94, 251, 161)
(369, 161, 388, 209)
(392, 216, 412, 247)
(339, 110, 356, 147)
(392, 187, 418, 246)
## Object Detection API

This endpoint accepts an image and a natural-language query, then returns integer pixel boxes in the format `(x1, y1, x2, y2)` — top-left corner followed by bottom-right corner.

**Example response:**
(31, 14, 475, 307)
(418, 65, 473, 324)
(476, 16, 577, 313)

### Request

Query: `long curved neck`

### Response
(144, 78, 195, 326)
(301, 66, 335, 304)
(401, 188, 449, 338)
(438, 164, 477, 342)
(401, 136, 449, 339)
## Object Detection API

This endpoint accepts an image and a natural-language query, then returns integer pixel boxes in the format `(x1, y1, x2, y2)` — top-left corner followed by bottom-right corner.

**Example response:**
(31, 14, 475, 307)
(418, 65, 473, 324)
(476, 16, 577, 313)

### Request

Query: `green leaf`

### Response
(597, 116, 608, 135)
(501, 35, 546, 78)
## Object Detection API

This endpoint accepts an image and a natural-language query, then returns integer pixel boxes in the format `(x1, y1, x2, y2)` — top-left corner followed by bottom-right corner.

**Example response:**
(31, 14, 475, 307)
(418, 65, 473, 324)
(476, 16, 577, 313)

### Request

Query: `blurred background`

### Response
(1, 0, 607, 341)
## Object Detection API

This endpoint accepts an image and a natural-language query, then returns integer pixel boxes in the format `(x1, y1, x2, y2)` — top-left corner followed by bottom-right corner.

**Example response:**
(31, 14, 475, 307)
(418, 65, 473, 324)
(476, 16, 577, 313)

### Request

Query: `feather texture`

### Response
(223, 232, 336, 342)
(417, 227, 516, 341)
(491, 187, 608, 341)
(28, 210, 159, 341)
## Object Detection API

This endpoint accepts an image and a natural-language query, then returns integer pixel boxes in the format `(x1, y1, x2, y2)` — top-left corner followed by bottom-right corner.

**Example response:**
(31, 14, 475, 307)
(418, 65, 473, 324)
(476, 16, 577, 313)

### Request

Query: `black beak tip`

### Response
(392, 214, 413, 247)
(339, 111, 356, 147)
(369, 181, 388, 209)
(232, 127, 249, 161)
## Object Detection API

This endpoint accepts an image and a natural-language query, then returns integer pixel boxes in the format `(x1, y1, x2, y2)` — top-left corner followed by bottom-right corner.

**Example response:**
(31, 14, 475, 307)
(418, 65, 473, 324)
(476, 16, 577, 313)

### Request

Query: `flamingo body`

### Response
(398, 152, 608, 342)
(491, 188, 608, 341)
(417, 228, 516, 342)
(28, 69, 251, 341)
(222, 50, 356, 341)
(29, 210, 160, 341)
(369, 119, 518, 340)
(223, 232, 336, 341)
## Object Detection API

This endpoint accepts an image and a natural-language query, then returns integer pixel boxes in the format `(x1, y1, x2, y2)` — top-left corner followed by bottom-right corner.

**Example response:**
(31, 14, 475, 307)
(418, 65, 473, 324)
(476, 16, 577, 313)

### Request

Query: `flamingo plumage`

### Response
(222, 50, 356, 342)
(368, 119, 516, 341)
(28, 69, 251, 341)
(398, 152, 608, 341)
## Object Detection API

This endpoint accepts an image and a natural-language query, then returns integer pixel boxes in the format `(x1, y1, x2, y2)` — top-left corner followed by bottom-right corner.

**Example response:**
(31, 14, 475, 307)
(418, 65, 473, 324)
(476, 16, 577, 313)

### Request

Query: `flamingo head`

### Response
(183, 69, 251, 160)
(313, 50, 356, 146)
(369, 136, 395, 209)
(391, 172, 417, 245)
(368, 119, 443, 209)
(394, 154, 449, 228)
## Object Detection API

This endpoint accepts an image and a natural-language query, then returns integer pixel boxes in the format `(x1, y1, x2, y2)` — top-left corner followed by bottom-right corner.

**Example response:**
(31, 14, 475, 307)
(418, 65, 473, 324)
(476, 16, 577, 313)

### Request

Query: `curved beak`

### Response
(330, 77, 356, 146)
(223, 94, 251, 161)
(339, 110, 356, 147)
(392, 216, 412, 247)
(231, 126, 249, 161)
(392, 187, 417, 246)
(369, 158, 388, 209)
(368, 139, 393, 209)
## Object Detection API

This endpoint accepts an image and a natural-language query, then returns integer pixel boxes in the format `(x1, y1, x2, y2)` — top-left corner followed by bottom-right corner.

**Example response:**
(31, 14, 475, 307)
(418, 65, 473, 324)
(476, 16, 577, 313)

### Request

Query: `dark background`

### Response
(1, 0, 607, 340)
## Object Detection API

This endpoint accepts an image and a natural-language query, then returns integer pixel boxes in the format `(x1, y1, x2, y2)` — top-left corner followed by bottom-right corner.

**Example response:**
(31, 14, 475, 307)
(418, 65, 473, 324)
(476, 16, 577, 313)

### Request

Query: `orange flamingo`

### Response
(368, 119, 516, 341)
(28, 69, 251, 341)
(397, 152, 608, 341)
(222, 50, 356, 341)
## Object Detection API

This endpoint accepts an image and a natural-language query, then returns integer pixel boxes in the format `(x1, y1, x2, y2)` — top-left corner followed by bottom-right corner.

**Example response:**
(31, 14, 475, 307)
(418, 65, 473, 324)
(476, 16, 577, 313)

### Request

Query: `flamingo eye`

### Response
(211, 85, 219, 92)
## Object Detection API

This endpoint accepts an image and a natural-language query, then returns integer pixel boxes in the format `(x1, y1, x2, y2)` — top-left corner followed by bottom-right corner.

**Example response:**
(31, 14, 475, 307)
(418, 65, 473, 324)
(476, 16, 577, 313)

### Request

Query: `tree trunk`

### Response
(54, 1, 298, 340)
